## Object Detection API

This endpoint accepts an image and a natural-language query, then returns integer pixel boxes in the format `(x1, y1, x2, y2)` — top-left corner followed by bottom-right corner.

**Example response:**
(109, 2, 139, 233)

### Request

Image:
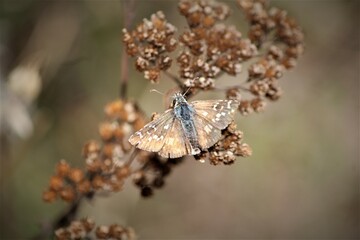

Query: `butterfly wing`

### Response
(192, 115, 222, 149)
(129, 109, 174, 152)
(191, 100, 239, 149)
(158, 118, 192, 158)
(191, 100, 239, 129)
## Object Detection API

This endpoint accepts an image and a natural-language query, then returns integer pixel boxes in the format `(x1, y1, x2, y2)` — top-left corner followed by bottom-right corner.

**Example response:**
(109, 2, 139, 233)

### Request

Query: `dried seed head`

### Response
(96, 225, 110, 239)
(123, 11, 177, 83)
(68, 168, 84, 183)
(226, 88, 242, 101)
(77, 180, 92, 194)
(56, 160, 70, 177)
(238, 100, 253, 115)
(60, 186, 76, 202)
(251, 98, 267, 112)
(42, 190, 57, 203)
(49, 176, 64, 191)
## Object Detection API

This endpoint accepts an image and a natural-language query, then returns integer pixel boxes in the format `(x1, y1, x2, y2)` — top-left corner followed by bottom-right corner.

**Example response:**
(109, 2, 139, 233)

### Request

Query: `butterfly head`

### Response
(172, 92, 187, 107)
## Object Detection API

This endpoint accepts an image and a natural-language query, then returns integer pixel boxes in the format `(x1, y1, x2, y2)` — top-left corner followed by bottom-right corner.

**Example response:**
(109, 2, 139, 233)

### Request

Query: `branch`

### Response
(120, 0, 136, 99)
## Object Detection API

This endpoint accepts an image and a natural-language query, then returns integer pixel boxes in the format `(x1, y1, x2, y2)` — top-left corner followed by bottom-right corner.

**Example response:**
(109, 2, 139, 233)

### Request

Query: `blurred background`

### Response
(0, 0, 358, 239)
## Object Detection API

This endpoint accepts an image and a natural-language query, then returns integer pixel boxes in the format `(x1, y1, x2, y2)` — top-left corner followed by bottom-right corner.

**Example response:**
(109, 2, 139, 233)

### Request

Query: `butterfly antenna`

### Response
(150, 89, 165, 95)
(182, 87, 191, 96)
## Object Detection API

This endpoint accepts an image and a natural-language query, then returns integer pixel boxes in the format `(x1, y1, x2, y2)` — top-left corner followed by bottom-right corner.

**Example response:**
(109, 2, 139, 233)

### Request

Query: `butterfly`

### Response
(128, 92, 239, 158)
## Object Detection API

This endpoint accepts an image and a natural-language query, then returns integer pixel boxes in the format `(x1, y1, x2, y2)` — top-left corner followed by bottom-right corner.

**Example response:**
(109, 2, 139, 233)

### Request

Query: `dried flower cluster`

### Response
(132, 155, 184, 197)
(43, 100, 148, 203)
(42, 0, 304, 238)
(123, 0, 304, 116)
(43, 98, 184, 203)
(123, 11, 177, 83)
(195, 122, 252, 165)
(55, 218, 136, 240)
(232, 0, 305, 115)
(178, 0, 257, 90)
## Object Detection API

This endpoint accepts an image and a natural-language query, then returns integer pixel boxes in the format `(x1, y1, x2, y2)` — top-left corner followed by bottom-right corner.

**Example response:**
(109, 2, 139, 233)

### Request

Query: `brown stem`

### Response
(119, 0, 136, 99)
(120, 50, 129, 99)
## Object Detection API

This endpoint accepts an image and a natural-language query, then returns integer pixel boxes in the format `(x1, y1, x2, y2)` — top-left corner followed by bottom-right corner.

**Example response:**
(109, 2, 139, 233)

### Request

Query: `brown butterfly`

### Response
(128, 92, 239, 158)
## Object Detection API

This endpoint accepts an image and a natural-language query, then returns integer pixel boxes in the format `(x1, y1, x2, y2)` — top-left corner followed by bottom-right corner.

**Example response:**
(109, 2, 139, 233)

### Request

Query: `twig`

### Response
(120, 0, 136, 99)
(120, 49, 129, 99)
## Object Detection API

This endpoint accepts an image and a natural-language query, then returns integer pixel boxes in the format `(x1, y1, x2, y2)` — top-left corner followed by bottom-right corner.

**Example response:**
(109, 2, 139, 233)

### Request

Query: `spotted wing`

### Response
(129, 109, 174, 153)
(192, 114, 222, 149)
(191, 100, 239, 149)
(191, 100, 239, 129)
(158, 118, 192, 158)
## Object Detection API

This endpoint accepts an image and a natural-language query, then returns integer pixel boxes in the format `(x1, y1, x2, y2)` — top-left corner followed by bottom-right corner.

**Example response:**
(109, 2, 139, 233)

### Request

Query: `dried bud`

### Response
(236, 143, 252, 157)
(68, 168, 84, 183)
(81, 217, 96, 232)
(226, 88, 242, 101)
(109, 224, 125, 238)
(55, 228, 70, 240)
(251, 98, 266, 112)
(238, 100, 253, 115)
(104, 100, 124, 118)
(77, 180, 92, 194)
(116, 166, 131, 179)
(49, 176, 64, 191)
(266, 83, 282, 100)
(56, 160, 70, 177)
(141, 186, 153, 197)
(42, 189, 57, 202)
(144, 69, 160, 83)
(60, 186, 76, 202)
(92, 175, 106, 189)
(86, 158, 102, 172)
(249, 80, 269, 96)
(99, 122, 114, 141)
(158, 56, 172, 70)
(96, 225, 110, 239)
(82, 140, 100, 158)
(135, 57, 149, 72)
(249, 62, 267, 79)
(268, 45, 284, 60)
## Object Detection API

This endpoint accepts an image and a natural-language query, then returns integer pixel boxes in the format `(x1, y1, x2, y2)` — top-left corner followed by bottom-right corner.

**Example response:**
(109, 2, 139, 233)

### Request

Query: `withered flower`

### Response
(123, 11, 177, 83)
(55, 218, 135, 240)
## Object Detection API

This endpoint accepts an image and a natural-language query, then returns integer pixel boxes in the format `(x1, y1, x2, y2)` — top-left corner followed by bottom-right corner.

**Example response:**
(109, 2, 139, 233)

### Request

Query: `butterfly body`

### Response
(173, 94, 201, 155)
(129, 92, 239, 158)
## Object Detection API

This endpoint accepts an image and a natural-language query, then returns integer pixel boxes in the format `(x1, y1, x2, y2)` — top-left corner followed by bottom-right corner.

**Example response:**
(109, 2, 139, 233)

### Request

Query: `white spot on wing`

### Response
(227, 100, 232, 109)
(204, 125, 212, 133)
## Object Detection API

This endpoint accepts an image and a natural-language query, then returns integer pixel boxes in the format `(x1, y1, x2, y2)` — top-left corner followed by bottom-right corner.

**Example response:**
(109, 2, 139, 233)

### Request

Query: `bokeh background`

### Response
(0, 0, 359, 239)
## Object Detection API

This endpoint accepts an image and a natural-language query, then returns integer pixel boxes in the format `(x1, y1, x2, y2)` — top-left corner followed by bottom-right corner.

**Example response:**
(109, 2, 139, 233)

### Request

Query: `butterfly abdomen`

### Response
(174, 103, 201, 154)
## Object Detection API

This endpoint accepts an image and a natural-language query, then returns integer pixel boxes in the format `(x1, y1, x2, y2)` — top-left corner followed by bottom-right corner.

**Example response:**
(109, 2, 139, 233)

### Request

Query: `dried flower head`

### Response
(123, 11, 177, 83)
(55, 218, 135, 240)
(195, 122, 252, 165)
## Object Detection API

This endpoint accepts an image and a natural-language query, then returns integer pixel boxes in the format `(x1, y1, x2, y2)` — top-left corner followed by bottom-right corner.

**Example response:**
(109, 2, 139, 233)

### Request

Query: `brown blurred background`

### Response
(0, 0, 359, 239)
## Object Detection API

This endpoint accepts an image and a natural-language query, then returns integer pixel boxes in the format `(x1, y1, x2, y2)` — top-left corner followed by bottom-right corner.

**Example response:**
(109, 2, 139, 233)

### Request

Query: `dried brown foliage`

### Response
(42, 0, 304, 238)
